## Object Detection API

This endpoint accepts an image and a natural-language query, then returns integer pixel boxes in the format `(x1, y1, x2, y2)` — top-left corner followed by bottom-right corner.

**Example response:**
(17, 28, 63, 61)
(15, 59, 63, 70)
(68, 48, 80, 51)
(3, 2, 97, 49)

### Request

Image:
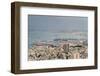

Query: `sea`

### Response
(28, 31, 87, 48)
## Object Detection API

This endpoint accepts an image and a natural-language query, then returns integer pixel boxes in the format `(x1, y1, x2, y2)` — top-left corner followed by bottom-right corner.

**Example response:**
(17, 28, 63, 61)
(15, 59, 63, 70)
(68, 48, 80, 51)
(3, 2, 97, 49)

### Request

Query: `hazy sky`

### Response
(28, 15, 88, 33)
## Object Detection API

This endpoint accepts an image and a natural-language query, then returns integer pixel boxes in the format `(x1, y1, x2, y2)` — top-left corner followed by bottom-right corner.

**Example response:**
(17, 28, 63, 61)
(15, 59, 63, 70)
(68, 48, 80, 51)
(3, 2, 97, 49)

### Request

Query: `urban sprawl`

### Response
(28, 39, 88, 61)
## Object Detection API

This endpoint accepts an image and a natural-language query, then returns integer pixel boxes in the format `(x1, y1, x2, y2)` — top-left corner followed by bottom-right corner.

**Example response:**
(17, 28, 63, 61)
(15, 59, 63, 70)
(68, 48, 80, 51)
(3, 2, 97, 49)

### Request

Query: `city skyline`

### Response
(28, 15, 88, 60)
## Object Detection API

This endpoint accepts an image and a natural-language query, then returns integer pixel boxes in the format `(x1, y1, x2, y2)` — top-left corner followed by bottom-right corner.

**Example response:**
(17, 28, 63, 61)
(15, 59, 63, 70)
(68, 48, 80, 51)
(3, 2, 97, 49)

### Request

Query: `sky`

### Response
(28, 15, 88, 33)
(28, 15, 88, 48)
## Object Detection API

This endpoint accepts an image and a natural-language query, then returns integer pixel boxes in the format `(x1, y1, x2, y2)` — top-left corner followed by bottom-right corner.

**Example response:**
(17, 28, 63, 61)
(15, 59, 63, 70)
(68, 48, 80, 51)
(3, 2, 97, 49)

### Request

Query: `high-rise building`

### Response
(63, 44, 69, 52)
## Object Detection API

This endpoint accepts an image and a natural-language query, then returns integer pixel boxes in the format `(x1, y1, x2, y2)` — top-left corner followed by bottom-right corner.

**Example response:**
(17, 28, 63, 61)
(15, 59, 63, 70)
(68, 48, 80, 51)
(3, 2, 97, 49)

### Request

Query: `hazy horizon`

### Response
(28, 15, 88, 48)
